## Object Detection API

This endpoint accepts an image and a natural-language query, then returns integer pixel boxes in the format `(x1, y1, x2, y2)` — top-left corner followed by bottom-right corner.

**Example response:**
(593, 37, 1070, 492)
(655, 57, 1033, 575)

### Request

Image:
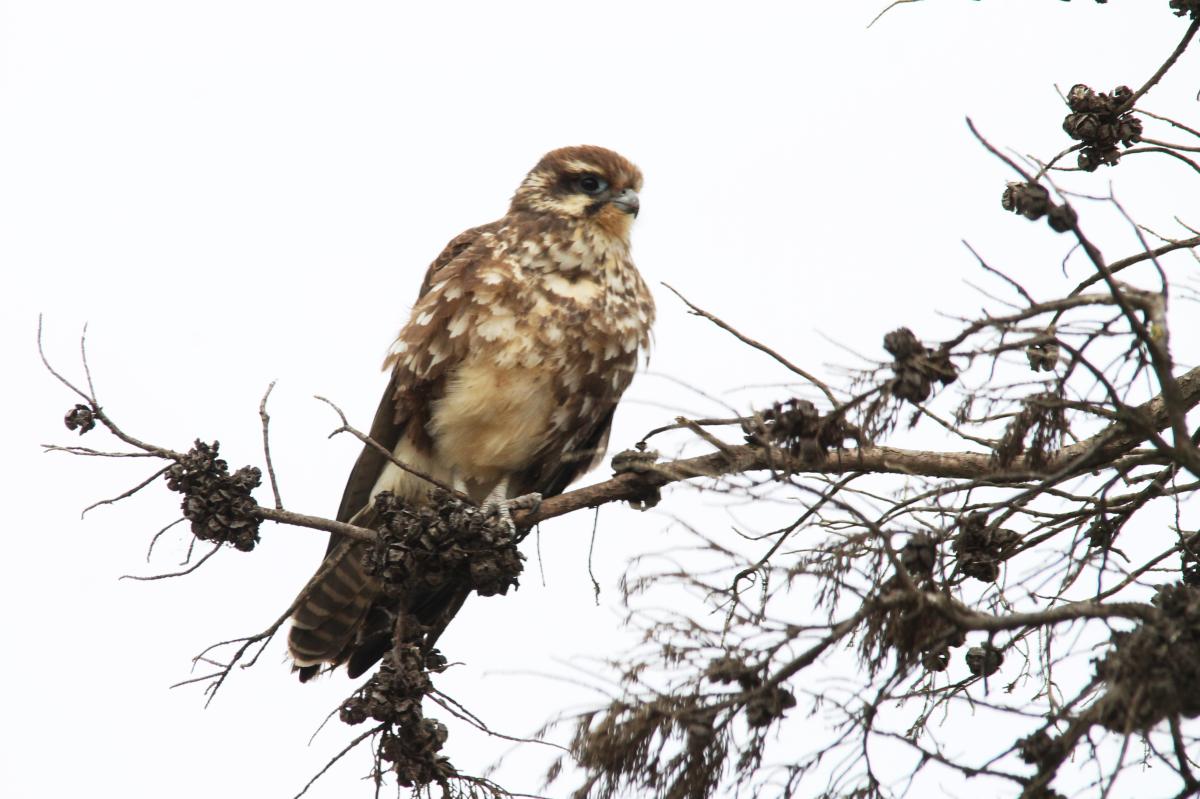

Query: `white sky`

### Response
(3, 2, 1198, 797)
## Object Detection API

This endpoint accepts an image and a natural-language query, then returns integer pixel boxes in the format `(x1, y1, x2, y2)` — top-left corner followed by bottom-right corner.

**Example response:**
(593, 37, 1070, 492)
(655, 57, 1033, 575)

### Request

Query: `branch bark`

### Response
(516, 364, 1200, 527)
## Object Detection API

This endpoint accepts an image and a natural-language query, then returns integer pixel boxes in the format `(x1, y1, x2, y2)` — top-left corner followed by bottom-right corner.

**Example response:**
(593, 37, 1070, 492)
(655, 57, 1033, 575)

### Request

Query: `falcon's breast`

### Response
(390, 211, 653, 500)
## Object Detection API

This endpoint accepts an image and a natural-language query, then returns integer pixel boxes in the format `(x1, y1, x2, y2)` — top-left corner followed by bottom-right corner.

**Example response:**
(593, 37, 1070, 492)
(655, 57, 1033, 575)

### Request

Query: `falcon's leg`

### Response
(452, 473, 471, 497)
(481, 477, 542, 530)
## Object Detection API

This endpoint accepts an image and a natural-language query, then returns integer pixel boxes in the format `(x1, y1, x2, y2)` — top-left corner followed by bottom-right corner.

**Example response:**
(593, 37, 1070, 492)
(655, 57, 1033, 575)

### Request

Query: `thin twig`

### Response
(121, 542, 221, 581)
(293, 723, 386, 799)
(1118, 17, 1200, 113)
(314, 394, 468, 500)
(662, 283, 839, 408)
(259, 380, 284, 510)
(81, 466, 170, 517)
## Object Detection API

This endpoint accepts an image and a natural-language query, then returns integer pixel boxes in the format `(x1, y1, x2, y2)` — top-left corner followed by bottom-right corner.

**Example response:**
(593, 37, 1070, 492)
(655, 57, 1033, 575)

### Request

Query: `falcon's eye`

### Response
(576, 175, 608, 196)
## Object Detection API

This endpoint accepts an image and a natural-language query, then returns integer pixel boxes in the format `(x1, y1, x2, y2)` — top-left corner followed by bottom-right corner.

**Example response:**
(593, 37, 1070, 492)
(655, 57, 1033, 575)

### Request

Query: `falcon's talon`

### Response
(612, 447, 661, 475)
(480, 491, 542, 527)
(508, 492, 543, 514)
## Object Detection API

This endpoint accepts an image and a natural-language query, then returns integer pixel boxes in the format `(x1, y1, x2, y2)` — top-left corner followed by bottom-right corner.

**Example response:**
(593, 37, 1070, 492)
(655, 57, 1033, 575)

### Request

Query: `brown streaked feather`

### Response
(289, 542, 375, 649)
(289, 538, 380, 682)
(416, 221, 502, 299)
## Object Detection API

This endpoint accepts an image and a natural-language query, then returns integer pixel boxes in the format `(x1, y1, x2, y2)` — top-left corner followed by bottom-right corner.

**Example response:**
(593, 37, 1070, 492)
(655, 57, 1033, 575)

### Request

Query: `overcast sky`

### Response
(3, 2, 1198, 797)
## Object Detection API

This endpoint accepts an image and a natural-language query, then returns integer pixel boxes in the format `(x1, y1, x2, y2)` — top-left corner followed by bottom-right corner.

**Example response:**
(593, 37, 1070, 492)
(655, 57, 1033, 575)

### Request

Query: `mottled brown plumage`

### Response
(287, 146, 655, 680)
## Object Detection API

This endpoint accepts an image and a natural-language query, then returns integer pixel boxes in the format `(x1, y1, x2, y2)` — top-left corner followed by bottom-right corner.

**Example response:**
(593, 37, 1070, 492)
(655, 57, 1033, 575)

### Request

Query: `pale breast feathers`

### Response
(379, 216, 653, 497)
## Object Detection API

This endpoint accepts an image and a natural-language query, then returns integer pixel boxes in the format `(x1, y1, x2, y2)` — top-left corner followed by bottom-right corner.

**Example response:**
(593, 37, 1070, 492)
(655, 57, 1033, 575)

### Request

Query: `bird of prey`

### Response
(287, 145, 655, 680)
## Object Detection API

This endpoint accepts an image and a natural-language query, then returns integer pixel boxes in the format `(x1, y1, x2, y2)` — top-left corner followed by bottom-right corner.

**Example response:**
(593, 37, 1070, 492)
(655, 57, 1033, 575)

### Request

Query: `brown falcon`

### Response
(287, 145, 655, 680)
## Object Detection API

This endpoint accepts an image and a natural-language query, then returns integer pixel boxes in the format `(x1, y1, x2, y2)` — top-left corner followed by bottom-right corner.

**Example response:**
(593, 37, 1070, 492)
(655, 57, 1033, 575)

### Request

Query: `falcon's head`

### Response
(510, 145, 643, 238)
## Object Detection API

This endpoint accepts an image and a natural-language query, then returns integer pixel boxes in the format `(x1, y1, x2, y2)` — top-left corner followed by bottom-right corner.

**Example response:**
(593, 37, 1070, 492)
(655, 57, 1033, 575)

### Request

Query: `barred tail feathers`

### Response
(287, 541, 377, 679)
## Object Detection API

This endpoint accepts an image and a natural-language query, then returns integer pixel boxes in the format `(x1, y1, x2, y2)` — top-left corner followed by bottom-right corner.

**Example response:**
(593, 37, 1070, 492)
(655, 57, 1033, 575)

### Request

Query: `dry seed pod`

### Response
(966, 644, 1003, 676)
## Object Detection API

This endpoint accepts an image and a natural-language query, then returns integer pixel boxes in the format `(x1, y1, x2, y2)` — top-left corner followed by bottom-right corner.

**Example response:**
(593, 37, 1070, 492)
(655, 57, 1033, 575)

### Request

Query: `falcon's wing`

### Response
(332, 370, 403, 523)
(415, 223, 496, 300)
(333, 221, 502, 525)
(292, 221, 504, 679)
(518, 404, 618, 499)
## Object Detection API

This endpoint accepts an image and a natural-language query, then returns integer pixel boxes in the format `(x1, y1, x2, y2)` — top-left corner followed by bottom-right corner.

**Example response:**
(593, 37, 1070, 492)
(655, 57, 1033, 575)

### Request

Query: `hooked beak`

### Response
(610, 188, 640, 217)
